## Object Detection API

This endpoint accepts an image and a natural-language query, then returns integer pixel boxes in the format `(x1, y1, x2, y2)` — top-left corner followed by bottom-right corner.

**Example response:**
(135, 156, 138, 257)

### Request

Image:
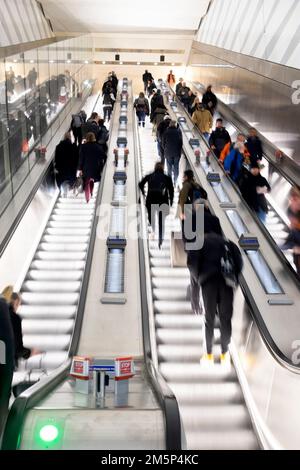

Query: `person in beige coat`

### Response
(192, 103, 213, 141)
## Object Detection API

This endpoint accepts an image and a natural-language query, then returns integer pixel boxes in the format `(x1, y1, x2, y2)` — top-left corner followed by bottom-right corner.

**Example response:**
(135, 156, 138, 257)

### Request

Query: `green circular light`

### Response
(39, 424, 59, 443)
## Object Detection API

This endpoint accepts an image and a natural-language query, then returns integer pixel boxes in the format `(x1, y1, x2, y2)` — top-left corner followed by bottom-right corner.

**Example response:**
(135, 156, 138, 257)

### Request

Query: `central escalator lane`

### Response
(135, 108, 259, 450)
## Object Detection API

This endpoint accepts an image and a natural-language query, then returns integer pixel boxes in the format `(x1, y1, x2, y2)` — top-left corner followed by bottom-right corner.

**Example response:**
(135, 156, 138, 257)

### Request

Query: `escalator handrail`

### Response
(132, 101, 182, 450)
(1, 89, 115, 450)
(165, 83, 300, 286)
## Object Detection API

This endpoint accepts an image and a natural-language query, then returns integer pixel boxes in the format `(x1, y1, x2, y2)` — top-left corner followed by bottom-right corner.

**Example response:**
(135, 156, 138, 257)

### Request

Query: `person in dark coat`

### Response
(156, 115, 171, 166)
(202, 85, 218, 115)
(209, 118, 231, 159)
(176, 78, 184, 97)
(246, 128, 263, 164)
(134, 92, 150, 127)
(0, 294, 14, 437)
(82, 112, 99, 140)
(240, 162, 271, 224)
(78, 132, 107, 202)
(186, 202, 222, 316)
(139, 162, 174, 249)
(9, 293, 31, 368)
(142, 70, 154, 93)
(147, 79, 156, 98)
(111, 71, 118, 92)
(162, 120, 183, 186)
(178, 82, 191, 110)
(188, 233, 243, 366)
(150, 90, 166, 122)
(188, 90, 197, 115)
(54, 132, 79, 189)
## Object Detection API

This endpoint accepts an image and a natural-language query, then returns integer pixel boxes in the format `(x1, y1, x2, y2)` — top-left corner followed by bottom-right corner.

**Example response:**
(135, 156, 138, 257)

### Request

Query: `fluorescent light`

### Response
(13, 59, 18, 63)
(67, 60, 71, 63)
(102, 61, 106, 64)
(137, 62, 140, 65)
(120, 61, 123, 65)
(154, 62, 158, 65)
(84, 60, 89, 64)
(49, 60, 54, 63)
(172, 62, 175, 66)
(30, 60, 35, 64)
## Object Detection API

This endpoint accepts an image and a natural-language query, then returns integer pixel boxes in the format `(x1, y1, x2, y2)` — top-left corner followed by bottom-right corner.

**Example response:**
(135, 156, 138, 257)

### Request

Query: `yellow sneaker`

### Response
(220, 352, 231, 368)
(200, 354, 214, 367)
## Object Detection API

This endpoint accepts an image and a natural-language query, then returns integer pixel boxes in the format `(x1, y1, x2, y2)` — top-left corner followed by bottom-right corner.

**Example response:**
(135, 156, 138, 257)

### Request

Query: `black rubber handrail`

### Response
(1, 90, 113, 450)
(132, 100, 182, 450)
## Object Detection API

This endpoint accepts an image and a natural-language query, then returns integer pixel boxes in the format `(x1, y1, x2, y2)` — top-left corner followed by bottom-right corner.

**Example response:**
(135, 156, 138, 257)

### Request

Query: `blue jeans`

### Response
(203, 132, 210, 142)
(137, 111, 146, 126)
(257, 207, 267, 224)
(166, 157, 180, 186)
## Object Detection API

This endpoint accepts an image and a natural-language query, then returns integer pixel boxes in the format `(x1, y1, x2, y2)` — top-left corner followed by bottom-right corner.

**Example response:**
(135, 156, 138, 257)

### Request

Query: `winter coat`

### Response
(78, 142, 107, 181)
(224, 147, 244, 182)
(240, 171, 271, 213)
(134, 97, 149, 114)
(152, 107, 168, 127)
(139, 170, 174, 206)
(202, 90, 217, 112)
(209, 127, 231, 153)
(192, 108, 213, 133)
(9, 306, 31, 367)
(162, 127, 183, 160)
(246, 136, 263, 163)
(55, 138, 78, 185)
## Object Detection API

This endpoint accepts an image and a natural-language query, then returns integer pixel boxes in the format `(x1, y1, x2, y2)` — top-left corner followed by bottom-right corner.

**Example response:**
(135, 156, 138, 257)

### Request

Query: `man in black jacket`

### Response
(0, 295, 14, 437)
(162, 120, 183, 186)
(188, 233, 243, 366)
(150, 90, 166, 122)
(209, 118, 231, 159)
(240, 162, 271, 224)
(9, 293, 31, 368)
(139, 162, 174, 249)
(202, 85, 218, 116)
(142, 70, 154, 93)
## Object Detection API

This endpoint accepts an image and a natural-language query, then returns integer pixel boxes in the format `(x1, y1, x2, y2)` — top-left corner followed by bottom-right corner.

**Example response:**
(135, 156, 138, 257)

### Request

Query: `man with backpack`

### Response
(71, 113, 84, 146)
(178, 169, 207, 223)
(209, 118, 231, 159)
(139, 162, 174, 249)
(162, 120, 183, 187)
(193, 233, 243, 367)
(134, 92, 149, 127)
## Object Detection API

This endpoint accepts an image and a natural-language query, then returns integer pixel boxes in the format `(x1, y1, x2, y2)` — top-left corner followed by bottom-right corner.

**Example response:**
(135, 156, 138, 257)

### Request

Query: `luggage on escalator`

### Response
(170, 230, 186, 267)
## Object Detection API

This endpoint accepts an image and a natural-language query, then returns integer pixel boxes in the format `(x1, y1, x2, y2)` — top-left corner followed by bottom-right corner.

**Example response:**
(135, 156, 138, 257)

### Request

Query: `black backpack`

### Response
(187, 182, 208, 209)
(220, 239, 243, 289)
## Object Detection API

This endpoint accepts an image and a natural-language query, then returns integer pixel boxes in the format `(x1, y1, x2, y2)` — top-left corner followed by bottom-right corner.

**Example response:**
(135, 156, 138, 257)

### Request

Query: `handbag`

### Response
(170, 231, 187, 267)
(73, 176, 84, 196)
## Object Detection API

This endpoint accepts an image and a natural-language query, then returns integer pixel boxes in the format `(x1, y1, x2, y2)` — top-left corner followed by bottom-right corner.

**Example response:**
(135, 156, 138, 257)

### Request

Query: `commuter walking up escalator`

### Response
(139, 162, 174, 249)
(134, 92, 149, 128)
(240, 162, 271, 224)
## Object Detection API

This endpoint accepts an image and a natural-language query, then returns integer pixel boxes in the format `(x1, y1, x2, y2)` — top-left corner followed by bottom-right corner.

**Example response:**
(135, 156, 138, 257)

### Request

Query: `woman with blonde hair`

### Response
(1, 285, 13, 302)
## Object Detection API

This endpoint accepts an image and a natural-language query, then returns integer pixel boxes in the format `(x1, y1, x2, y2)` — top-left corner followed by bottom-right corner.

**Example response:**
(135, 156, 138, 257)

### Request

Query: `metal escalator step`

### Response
(153, 288, 188, 301)
(155, 314, 202, 329)
(149, 249, 171, 258)
(50, 215, 93, 222)
(180, 405, 251, 430)
(31, 260, 85, 271)
(48, 221, 91, 229)
(38, 242, 88, 252)
(21, 292, 79, 305)
(23, 334, 71, 351)
(151, 258, 171, 267)
(187, 429, 258, 450)
(45, 228, 90, 236)
(25, 351, 68, 370)
(19, 305, 77, 318)
(151, 267, 189, 278)
(22, 319, 74, 335)
(35, 251, 86, 261)
(156, 328, 220, 345)
(160, 362, 236, 383)
(168, 382, 243, 405)
(154, 300, 191, 314)
(158, 344, 222, 362)
(56, 203, 95, 210)
(152, 277, 190, 289)
(42, 235, 89, 244)
(27, 270, 83, 281)
(53, 209, 94, 217)
(22, 280, 81, 293)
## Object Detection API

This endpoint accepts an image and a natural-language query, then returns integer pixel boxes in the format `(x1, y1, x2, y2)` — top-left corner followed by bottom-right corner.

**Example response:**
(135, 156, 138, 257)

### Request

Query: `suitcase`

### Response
(170, 231, 187, 267)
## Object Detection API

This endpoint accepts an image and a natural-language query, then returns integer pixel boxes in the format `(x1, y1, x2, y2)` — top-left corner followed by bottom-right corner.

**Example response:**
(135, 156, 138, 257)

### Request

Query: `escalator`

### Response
(136, 116, 260, 449)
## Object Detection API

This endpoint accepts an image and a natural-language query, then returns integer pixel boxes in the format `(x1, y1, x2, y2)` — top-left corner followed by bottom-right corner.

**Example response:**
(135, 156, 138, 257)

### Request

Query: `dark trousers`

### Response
(202, 275, 234, 354)
(103, 106, 112, 121)
(72, 127, 82, 146)
(136, 111, 146, 126)
(294, 253, 300, 276)
(157, 141, 165, 165)
(190, 271, 202, 314)
(0, 366, 13, 438)
(146, 201, 168, 247)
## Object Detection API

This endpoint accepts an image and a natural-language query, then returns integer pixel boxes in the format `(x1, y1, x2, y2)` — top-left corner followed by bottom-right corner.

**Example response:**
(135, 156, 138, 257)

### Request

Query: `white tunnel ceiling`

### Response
(40, 0, 210, 33)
